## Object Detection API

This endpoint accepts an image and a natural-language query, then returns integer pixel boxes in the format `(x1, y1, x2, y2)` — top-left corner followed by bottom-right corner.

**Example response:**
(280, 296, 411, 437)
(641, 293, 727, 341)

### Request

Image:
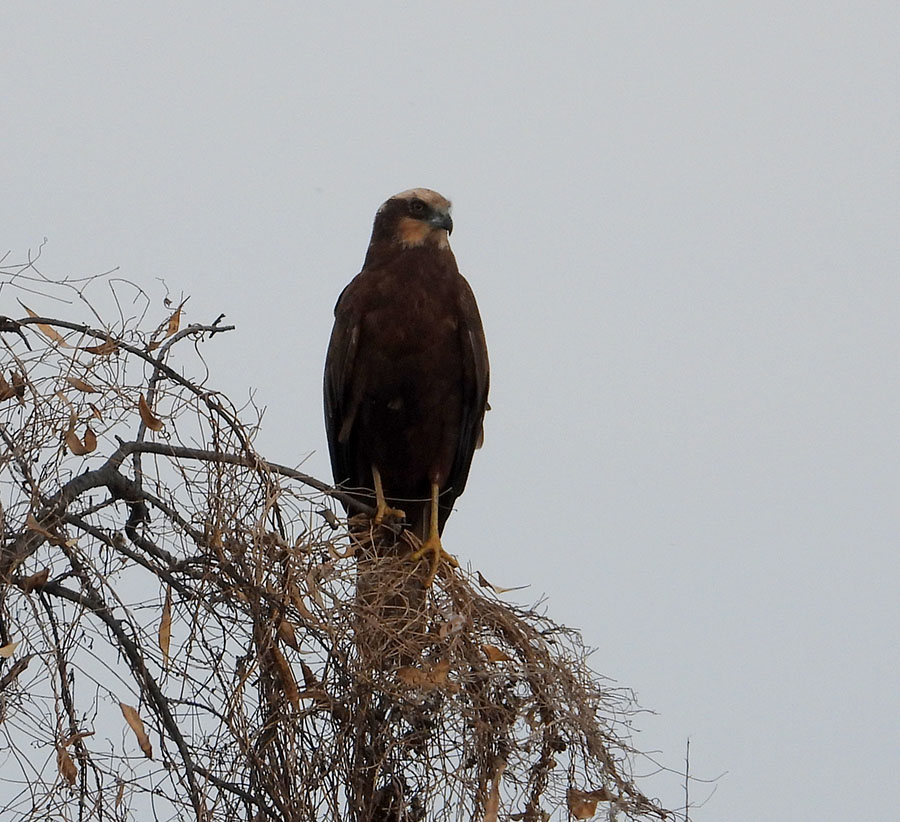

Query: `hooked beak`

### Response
(429, 210, 453, 234)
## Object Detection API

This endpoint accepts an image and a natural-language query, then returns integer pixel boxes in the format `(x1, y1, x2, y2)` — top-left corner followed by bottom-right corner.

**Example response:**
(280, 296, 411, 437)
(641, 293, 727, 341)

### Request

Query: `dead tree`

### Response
(0, 256, 669, 821)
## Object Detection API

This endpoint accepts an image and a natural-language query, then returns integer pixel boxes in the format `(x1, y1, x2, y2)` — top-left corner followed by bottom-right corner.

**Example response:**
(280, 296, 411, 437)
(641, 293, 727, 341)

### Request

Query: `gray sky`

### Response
(3, 3, 899, 819)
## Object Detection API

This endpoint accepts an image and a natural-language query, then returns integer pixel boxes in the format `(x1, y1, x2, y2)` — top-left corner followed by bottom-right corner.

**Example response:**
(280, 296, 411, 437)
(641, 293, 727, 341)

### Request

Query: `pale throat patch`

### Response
(396, 216, 450, 249)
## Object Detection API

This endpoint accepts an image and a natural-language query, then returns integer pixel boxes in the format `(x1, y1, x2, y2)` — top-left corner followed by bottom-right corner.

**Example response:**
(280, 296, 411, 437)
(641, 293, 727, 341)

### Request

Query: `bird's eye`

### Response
(410, 199, 426, 214)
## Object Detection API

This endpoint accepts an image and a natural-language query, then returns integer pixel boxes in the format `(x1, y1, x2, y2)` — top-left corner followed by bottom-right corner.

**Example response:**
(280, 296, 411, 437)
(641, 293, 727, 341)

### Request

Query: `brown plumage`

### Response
(324, 188, 489, 575)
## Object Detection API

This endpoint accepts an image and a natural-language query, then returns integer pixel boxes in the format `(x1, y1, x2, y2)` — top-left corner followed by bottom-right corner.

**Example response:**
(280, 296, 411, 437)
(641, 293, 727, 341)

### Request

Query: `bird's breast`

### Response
(362, 281, 460, 360)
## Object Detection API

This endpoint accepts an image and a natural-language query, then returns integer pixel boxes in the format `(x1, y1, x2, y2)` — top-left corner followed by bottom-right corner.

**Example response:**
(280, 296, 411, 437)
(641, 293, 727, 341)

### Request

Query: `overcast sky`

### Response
(3, 3, 899, 819)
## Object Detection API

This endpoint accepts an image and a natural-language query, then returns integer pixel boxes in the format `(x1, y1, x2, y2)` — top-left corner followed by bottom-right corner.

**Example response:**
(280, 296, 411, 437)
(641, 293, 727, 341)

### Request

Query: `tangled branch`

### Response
(0, 258, 669, 821)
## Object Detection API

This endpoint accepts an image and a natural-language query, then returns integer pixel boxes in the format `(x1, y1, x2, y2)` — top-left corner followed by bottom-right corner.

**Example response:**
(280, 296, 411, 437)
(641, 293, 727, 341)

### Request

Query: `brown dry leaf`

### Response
(64, 426, 85, 455)
(57, 745, 77, 786)
(476, 570, 526, 594)
(297, 687, 331, 707)
(288, 584, 316, 624)
(56, 391, 74, 411)
(0, 372, 13, 401)
(12, 372, 25, 403)
(83, 426, 97, 452)
(482, 644, 513, 663)
(522, 708, 541, 732)
(20, 567, 50, 594)
(65, 425, 94, 456)
(65, 376, 98, 393)
(8, 372, 26, 405)
(62, 730, 94, 747)
(566, 790, 597, 820)
(166, 302, 185, 336)
(396, 667, 427, 687)
(305, 567, 326, 610)
(0, 655, 32, 689)
(25, 513, 66, 545)
(484, 782, 499, 822)
(138, 394, 164, 431)
(270, 645, 300, 710)
(439, 612, 466, 639)
(20, 303, 71, 347)
(158, 586, 172, 668)
(119, 702, 153, 758)
(277, 619, 300, 651)
(115, 781, 125, 809)
(566, 788, 613, 820)
(299, 660, 320, 690)
(82, 339, 119, 356)
(89, 402, 103, 420)
(326, 538, 356, 559)
(427, 658, 450, 686)
(0, 641, 19, 658)
(483, 760, 506, 822)
(297, 663, 332, 709)
(398, 660, 453, 691)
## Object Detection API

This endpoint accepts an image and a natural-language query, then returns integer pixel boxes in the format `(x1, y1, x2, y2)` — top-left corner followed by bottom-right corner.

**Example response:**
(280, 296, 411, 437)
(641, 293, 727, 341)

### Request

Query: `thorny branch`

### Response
(0, 263, 671, 821)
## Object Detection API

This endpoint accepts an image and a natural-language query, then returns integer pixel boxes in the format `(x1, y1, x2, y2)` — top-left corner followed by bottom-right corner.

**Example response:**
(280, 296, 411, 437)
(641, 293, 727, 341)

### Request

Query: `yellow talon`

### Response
(409, 482, 458, 585)
(372, 465, 405, 525)
(374, 500, 406, 526)
(410, 533, 458, 585)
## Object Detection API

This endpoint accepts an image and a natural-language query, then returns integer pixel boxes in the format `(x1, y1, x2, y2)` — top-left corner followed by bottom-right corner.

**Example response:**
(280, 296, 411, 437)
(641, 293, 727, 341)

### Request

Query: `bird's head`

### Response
(372, 188, 453, 250)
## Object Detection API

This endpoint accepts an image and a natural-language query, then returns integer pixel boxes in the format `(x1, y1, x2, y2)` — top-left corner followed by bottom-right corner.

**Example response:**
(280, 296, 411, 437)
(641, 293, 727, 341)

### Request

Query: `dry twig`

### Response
(0, 259, 668, 821)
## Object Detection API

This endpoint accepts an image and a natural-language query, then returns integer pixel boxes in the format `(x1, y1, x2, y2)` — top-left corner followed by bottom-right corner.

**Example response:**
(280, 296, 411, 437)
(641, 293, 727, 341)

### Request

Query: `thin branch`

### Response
(106, 440, 372, 516)
(40, 579, 207, 819)
(10, 314, 248, 452)
(2, 293, 673, 821)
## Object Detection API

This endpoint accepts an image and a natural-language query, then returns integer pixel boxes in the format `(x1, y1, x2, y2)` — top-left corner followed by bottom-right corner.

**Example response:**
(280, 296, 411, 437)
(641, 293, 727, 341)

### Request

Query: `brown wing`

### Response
(323, 278, 363, 495)
(444, 273, 490, 506)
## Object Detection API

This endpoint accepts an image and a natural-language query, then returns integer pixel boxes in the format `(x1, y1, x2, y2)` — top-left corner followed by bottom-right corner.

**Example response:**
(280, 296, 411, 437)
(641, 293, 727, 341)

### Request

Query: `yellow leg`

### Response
(410, 482, 459, 585)
(372, 465, 405, 526)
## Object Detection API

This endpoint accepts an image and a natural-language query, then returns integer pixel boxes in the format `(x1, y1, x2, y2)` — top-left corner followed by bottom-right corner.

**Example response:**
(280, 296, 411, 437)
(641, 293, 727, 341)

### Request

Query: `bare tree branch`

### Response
(0, 264, 673, 821)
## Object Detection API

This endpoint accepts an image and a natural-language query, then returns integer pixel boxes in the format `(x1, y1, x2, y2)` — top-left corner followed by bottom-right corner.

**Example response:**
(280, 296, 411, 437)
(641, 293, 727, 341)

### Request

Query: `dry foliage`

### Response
(0, 254, 670, 821)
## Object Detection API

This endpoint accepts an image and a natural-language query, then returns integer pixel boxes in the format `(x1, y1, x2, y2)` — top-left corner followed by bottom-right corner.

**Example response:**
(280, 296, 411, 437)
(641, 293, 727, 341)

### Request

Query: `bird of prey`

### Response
(324, 188, 489, 580)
